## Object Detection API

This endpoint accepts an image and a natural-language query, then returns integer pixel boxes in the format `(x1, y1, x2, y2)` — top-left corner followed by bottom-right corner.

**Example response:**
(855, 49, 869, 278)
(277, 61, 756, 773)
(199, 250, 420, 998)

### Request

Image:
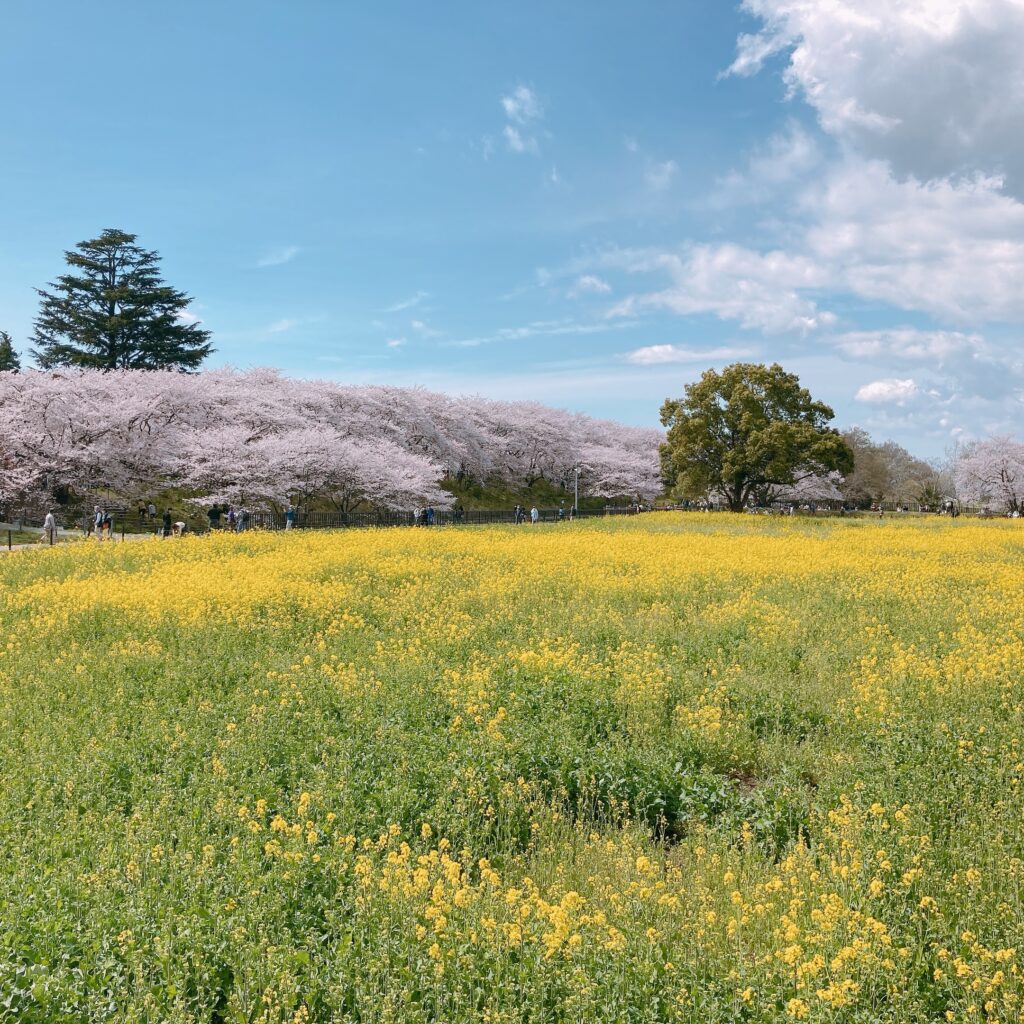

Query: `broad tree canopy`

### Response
(660, 362, 853, 511)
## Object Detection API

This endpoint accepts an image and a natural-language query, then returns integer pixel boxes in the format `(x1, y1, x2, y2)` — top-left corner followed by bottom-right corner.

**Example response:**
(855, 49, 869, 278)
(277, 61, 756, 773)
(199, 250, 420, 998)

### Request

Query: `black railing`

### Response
(219, 505, 643, 532)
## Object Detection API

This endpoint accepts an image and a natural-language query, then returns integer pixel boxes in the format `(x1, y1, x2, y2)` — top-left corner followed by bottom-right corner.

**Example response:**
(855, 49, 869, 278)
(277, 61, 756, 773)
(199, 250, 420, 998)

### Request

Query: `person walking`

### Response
(530, 506, 539, 525)
(43, 509, 57, 545)
(93, 506, 104, 542)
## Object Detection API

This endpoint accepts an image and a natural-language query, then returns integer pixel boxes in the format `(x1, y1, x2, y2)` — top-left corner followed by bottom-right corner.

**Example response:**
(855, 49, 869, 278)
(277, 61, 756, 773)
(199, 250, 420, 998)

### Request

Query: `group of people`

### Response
(412, 505, 437, 526)
(513, 503, 576, 524)
(92, 505, 115, 540)
(205, 504, 266, 531)
(205, 504, 303, 531)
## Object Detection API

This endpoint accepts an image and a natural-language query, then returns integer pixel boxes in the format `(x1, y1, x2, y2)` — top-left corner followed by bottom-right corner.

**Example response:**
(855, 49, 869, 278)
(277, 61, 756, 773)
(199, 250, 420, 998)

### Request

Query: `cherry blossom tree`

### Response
(954, 436, 1024, 514)
(0, 368, 663, 513)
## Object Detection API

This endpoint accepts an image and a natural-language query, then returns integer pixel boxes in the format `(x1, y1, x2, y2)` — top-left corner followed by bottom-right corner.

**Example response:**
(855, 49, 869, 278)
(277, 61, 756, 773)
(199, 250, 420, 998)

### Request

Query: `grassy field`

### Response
(1, 517, 1022, 1023)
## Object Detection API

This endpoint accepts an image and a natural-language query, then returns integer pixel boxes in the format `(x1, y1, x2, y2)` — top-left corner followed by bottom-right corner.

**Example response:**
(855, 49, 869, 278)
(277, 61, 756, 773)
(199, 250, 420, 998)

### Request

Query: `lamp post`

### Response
(573, 463, 580, 515)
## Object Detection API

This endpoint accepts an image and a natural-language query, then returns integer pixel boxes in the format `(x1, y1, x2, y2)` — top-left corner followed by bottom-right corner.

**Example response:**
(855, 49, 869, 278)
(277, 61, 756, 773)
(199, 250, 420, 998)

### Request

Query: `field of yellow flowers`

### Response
(1, 516, 1023, 1023)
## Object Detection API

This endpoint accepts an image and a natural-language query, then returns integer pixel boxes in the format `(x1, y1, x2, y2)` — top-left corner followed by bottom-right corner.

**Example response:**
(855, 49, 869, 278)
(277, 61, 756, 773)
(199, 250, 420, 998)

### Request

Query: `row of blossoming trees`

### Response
(0, 369, 663, 514)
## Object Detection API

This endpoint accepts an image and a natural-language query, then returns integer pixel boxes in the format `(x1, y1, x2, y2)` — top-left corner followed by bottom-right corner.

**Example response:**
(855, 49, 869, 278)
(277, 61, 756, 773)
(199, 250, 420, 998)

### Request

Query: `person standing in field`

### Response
(207, 504, 221, 530)
(93, 506, 104, 541)
(530, 506, 539, 524)
(162, 508, 172, 538)
(148, 501, 156, 521)
(285, 504, 296, 530)
(43, 510, 57, 545)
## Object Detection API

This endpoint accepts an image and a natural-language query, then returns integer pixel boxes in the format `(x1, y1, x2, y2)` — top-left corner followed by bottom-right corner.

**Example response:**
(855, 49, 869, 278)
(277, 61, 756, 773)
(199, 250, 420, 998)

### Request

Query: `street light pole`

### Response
(574, 463, 580, 514)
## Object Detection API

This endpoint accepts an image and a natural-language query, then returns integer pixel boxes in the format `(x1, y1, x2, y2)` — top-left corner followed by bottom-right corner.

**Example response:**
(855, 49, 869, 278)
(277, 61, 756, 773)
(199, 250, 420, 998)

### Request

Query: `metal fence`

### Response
(2, 504, 646, 537)
(230, 505, 642, 532)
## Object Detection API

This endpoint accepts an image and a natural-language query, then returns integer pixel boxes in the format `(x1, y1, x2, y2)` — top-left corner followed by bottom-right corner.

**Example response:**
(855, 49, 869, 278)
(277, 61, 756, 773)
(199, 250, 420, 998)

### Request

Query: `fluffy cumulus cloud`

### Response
(604, 157, 1024, 335)
(601, 244, 835, 335)
(730, 0, 1024, 192)
(855, 378, 920, 404)
(803, 159, 1024, 322)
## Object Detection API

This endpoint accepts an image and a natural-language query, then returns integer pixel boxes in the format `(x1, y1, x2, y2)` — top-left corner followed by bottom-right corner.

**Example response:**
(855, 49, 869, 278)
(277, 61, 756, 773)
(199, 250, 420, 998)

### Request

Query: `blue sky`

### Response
(2, 1, 1023, 456)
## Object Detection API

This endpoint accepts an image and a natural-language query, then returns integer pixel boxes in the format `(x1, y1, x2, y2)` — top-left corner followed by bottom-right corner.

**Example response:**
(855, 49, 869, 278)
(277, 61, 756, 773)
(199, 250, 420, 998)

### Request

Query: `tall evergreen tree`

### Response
(0, 331, 20, 371)
(31, 229, 213, 370)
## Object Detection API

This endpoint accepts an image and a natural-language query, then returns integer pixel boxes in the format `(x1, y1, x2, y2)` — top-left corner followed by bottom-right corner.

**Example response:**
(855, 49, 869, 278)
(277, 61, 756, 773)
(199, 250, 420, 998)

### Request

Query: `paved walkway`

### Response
(0, 522, 153, 553)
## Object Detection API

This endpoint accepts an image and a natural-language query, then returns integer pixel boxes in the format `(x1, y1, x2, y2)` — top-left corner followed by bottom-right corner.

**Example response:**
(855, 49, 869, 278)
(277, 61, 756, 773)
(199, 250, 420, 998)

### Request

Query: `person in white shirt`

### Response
(530, 506, 539, 524)
(43, 510, 57, 545)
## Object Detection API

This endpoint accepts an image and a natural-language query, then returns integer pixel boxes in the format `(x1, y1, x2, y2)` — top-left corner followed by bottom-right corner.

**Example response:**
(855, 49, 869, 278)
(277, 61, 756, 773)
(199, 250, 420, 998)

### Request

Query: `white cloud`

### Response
(729, 0, 1024, 194)
(175, 309, 201, 325)
(501, 84, 543, 124)
(267, 318, 297, 334)
(569, 274, 611, 297)
(712, 121, 821, 206)
(624, 136, 639, 153)
(503, 125, 538, 155)
(382, 290, 429, 313)
(833, 326, 1024, 403)
(256, 245, 300, 268)
(834, 328, 984, 362)
(803, 158, 1024, 322)
(444, 317, 639, 349)
(855, 378, 920, 404)
(500, 84, 544, 156)
(600, 243, 836, 334)
(586, 150, 1024, 334)
(411, 319, 443, 339)
(385, 337, 406, 349)
(644, 159, 678, 191)
(625, 344, 757, 365)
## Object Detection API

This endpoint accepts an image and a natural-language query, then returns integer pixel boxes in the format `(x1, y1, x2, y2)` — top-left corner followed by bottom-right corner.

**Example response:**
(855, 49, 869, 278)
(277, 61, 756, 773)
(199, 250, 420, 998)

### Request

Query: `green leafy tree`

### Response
(0, 331, 20, 371)
(660, 362, 854, 511)
(31, 228, 212, 370)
